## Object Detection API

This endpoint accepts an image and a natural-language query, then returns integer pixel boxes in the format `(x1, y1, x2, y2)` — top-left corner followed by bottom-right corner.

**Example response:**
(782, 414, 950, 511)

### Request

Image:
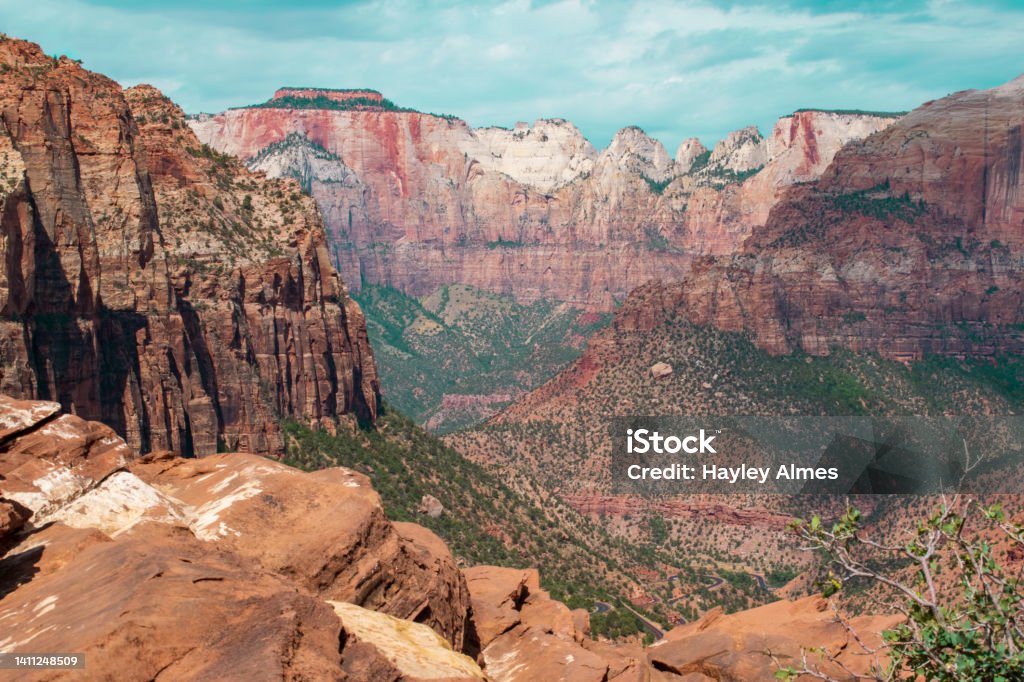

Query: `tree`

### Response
(776, 497, 1024, 681)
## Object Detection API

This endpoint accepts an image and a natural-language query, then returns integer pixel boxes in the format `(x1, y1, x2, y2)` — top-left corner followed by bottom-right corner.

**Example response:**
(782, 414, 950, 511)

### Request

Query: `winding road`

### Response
(592, 569, 776, 640)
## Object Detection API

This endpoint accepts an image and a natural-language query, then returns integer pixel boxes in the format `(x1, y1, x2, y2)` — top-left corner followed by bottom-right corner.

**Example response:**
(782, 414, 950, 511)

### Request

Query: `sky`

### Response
(2, 0, 1022, 150)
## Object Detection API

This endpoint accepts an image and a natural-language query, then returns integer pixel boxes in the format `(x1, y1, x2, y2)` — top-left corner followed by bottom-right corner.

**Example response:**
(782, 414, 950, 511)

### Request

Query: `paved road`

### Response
(621, 603, 665, 641)
(750, 573, 773, 592)
(592, 601, 668, 638)
(703, 573, 725, 590)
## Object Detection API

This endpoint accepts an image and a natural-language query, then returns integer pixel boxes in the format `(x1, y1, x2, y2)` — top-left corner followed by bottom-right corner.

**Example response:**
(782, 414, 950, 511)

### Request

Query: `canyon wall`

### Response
(618, 76, 1024, 360)
(191, 90, 897, 309)
(0, 37, 379, 456)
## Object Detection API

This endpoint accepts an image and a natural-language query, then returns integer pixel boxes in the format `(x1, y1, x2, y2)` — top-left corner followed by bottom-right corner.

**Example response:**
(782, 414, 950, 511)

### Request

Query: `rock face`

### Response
(0, 37, 379, 456)
(650, 361, 673, 379)
(649, 597, 901, 680)
(0, 394, 478, 680)
(330, 601, 485, 681)
(191, 92, 895, 310)
(619, 76, 1024, 360)
(129, 454, 472, 648)
(464, 565, 644, 681)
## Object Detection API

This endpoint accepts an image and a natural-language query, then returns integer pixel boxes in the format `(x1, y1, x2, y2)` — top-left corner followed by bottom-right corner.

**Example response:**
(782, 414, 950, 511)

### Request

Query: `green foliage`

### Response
(589, 608, 643, 640)
(910, 355, 1024, 406)
(765, 567, 799, 587)
(829, 181, 927, 223)
(687, 149, 712, 173)
(281, 408, 644, 636)
(253, 94, 402, 111)
(244, 91, 458, 120)
(641, 174, 674, 195)
(709, 165, 764, 184)
(485, 239, 529, 249)
(647, 514, 669, 546)
(784, 501, 1024, 681)
(353, 284, 612, 432)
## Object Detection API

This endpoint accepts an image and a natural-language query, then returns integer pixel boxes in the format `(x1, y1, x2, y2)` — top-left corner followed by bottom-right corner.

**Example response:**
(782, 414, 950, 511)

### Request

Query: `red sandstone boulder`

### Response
(129, 453, 471, 649)
(648, 596, 901, 680)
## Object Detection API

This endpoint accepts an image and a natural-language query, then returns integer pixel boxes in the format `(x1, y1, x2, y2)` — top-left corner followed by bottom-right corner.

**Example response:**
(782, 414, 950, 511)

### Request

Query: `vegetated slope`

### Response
(281, 405, 676, 636)
(354, 284, 612, 432)
(0, 36, 379, 456)
(448, 315, 1024, 618)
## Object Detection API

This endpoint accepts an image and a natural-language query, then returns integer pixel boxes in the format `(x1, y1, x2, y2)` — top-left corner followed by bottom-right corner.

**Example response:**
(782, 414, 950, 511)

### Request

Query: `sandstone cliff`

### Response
(191, 89, 896, 310)
(621, 76, 1024, 360)
(0, 38, 379, 456)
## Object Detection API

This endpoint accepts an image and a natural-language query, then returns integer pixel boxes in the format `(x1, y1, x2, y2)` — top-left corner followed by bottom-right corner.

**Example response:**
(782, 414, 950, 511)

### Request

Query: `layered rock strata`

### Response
(191, 93, 896, 310)
(615, 76, 1024, 360)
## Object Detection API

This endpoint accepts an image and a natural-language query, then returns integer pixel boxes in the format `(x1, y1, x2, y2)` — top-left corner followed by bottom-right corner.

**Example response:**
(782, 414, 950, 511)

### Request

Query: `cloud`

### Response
(1, 0, 1022, 149)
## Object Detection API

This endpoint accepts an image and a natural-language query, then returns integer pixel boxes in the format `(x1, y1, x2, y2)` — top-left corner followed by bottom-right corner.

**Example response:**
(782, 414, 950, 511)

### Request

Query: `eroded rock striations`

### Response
(191, 89, 896, 310)
(618, 76, 1024, 360)
(0, 395, 478, 680)
(0, 38, 379, 456)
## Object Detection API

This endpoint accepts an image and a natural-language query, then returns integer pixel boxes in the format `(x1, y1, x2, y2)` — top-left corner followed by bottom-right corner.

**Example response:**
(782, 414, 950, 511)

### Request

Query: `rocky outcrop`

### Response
(191, 91, 895, 310)
(463, 566, 643, 681)
(271, 87, 386, 107)
(707, 125, 766, 173)
(0, 37, 379, 456)
(0, 394, 478, 679)
(330, 601, 485, 681)
(674, 137, 708, 173)
(622, 76, 1024, 360)
(649, 597, 901, 680)
(129, 454, 472, 648)
(2, 393, 912, 681)
(468, 119, 598, 192)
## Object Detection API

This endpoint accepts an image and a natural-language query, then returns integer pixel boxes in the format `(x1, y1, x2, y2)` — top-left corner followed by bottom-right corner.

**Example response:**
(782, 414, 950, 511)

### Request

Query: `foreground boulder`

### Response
(464, 565, 646, 681)
(0, 395, 476, 679)
(648, 597, 901, 680)
(330, 601, 484, 681)
(130, 453, 471, 648)
(0, 522, 347, 680)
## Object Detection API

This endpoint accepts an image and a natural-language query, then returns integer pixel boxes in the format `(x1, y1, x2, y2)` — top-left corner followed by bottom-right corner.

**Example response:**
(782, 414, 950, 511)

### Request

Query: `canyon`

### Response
(189, 85, 900, 429)
(0, 38, 379, 457)
(447, 74, 1024, 624)
(603, 76, 1024, 361)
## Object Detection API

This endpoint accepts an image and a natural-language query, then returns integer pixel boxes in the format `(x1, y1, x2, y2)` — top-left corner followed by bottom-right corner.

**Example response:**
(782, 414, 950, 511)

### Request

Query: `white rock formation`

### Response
(674, 137, 709, 173)
(463, 119, 598, 192)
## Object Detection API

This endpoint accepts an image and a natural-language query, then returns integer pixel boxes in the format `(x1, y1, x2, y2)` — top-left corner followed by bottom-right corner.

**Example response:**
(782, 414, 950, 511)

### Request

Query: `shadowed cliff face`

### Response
(190, 96, 895, 311)
(0, 37, 379, 456)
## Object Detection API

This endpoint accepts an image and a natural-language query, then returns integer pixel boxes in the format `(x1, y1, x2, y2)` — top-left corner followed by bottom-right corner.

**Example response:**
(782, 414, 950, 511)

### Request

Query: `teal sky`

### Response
(2, 0, 1022, 149)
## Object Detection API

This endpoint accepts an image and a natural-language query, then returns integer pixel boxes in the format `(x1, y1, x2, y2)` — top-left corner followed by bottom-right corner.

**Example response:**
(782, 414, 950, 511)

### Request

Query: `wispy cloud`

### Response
(2, 0, 1021, 148)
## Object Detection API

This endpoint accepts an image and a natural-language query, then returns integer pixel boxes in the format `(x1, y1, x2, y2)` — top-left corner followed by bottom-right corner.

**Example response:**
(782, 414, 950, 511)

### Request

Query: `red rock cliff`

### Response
(190, 96, 894, 310)
(0, 37, 379, 456)
(618, 76, 1024, 359)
